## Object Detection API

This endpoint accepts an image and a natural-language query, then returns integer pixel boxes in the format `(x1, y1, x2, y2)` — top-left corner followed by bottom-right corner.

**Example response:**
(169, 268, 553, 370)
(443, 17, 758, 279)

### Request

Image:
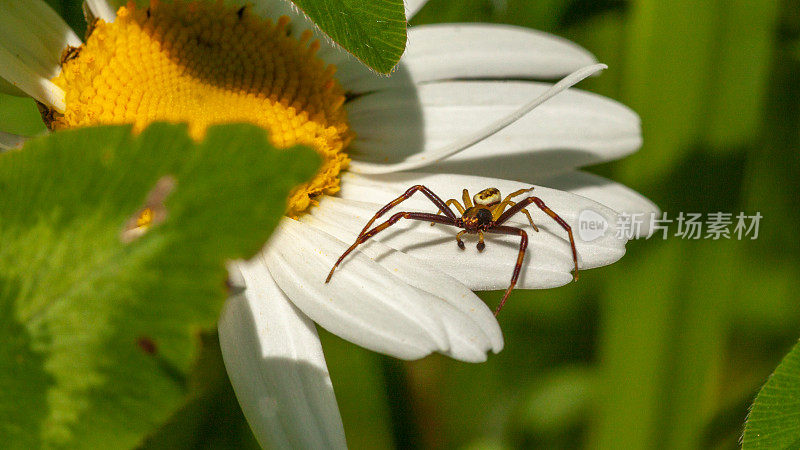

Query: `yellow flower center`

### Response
(50, 1, 352, 216)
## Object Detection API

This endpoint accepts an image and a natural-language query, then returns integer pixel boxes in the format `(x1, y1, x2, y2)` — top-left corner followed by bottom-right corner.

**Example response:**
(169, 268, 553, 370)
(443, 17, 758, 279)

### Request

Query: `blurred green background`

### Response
(2, 0, 798, 448)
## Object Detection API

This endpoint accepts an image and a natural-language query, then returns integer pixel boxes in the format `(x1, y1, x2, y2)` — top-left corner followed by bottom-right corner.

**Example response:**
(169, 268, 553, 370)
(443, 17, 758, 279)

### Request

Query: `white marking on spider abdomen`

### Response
(473, 188, 501, 206)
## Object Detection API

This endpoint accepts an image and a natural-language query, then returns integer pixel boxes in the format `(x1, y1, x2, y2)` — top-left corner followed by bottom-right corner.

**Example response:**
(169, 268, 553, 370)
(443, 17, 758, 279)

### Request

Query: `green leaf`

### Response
(0, 123, 319, 449)
(743, 340, 800, 449)
(138, 332, 260, 449)
(290, 0, 407, 74)
(0, 94, 47, 137)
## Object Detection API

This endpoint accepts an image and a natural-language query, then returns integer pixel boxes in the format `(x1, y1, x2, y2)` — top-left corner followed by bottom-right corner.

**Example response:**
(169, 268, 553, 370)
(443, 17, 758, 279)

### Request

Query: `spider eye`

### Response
(473, 188, 501, 206)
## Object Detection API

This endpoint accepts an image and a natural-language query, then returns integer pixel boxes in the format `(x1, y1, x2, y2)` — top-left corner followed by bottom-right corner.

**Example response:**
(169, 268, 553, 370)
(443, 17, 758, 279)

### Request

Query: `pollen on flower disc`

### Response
(52, 1, 353, 216)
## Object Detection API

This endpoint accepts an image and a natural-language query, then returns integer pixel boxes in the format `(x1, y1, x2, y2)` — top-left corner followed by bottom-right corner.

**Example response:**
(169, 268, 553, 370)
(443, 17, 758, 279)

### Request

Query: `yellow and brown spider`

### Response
(325, 185, 580, 315)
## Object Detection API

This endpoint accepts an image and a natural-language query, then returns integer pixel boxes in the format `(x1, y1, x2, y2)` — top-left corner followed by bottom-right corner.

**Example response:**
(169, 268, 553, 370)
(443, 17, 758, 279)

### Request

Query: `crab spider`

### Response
(325, 185, 579, 315)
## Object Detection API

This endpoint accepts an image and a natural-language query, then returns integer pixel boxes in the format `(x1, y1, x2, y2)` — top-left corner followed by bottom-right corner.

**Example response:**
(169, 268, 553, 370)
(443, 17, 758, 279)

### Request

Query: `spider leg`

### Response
(462, 189, 473, 208)
(508, 202, 539, 232)
(505, 187, 535, 200)
(492, 199, 539, 232)
(356, 185, 458, 238)
(492, 187, 534, 217)
(326, 212, 456, 282)
(477, 231, 485, 252)
(484, 225, 528, 315)
(447, 199, 466, 214)
(456, 230, 467, 249)
(496, 197, 579, 281)
(491, 187, 534, 221)
(431, 199, 466, 226)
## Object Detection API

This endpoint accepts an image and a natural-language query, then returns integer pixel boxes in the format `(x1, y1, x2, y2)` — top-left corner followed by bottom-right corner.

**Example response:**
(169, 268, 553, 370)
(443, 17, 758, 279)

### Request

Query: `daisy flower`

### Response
(0, 0, 657, 447)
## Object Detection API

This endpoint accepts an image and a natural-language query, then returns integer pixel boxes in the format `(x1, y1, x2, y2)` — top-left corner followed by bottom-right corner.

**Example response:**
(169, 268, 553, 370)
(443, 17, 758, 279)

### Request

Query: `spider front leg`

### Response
(326, 212, 456, 282)
(356, 185, 458, 237)
(492, 187, 539, 231)
(484, 225, 528, 315)
(497, 196, 579, 281)
(431, 187, 470, 226)
(462, 188, 474, 208)
(502, 187, 535, 205)
(431, 198, 466, 226)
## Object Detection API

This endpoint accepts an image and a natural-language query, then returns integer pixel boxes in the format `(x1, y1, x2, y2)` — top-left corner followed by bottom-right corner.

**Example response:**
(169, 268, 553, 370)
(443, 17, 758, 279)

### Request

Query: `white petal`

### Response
(264, 218, 501, 361)
(347, 81, 641, 169)
(85, 0, 117, 23)
(338, 24, 596, 92)
(347, 64, 607, 174)
(0, 1, 82, 80)
(405, 0, 430, 19)
(0, 46, 65, 111)
(0, 0, 69, 109)
(347, 78, 638, 178)
(0, 14, 62, 80)
(299, 214, 503, 355)
(316, 172, 626, 292)
(0, 131, 27, 151)
(407, 168, 659, 236)
(534, 171, 659, 238)
(219, 260, 347, 450)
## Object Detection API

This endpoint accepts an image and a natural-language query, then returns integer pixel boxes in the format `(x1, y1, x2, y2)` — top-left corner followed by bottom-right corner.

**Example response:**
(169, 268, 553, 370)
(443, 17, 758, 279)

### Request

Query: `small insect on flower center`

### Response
(48, 1, 353, 217)
(473, 188, 501, 206)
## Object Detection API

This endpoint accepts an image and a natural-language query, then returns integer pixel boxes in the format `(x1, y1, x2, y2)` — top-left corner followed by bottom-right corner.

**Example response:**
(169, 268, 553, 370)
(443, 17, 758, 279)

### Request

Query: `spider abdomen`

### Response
(473, 187, 501, 206)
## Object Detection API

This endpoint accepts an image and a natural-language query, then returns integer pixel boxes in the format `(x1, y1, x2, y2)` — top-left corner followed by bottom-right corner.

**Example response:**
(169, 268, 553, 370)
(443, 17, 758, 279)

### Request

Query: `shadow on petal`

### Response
(344, 63, 425, 166)
(424, 149, 610, 184)
(219, 266, 347, 450)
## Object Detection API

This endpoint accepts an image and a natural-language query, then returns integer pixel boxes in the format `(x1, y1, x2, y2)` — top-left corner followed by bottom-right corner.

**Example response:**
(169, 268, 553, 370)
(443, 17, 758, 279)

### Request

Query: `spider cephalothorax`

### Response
(324, 185, 580, 315)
